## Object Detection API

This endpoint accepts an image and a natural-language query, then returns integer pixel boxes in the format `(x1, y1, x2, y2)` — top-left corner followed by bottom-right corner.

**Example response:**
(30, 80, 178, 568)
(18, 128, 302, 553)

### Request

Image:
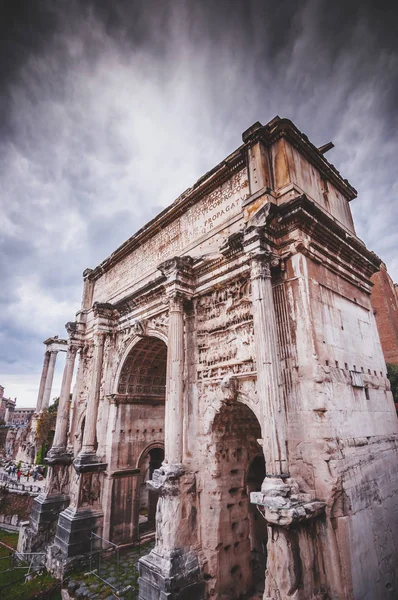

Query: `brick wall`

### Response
(371, 264, 398, 364)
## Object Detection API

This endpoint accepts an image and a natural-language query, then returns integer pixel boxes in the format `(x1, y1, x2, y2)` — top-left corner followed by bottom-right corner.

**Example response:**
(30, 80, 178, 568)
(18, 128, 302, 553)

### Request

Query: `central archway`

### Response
(110, 335, 167, 544)
(203, 400, 267, 599)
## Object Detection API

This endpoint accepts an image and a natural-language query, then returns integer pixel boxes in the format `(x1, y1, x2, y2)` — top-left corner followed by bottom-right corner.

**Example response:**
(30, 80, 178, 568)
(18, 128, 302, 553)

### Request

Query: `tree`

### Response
(35, 398, 59, 464)
(387, 363, 398, 404)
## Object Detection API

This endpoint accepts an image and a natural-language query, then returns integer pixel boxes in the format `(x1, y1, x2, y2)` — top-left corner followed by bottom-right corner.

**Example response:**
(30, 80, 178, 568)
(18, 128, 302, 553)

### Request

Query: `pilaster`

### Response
(243, 224, 288, 477)
(244, 220, 326, 600)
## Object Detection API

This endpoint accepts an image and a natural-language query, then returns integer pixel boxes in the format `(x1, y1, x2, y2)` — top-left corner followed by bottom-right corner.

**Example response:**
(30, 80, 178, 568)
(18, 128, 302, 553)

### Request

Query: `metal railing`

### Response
(86, 531, 134, 597)
(0, 546, 46, 591)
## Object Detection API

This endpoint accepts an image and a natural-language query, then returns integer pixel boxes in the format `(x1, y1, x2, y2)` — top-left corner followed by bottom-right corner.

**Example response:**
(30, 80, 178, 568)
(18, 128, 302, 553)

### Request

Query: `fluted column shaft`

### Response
(81, 333, 106, 455)
(36, 351, 51, 412)
(52, 345, 78, 450)
(41, 350, 58, 411)
(251, 254, 288, 476)
(165, 293, 185, 465)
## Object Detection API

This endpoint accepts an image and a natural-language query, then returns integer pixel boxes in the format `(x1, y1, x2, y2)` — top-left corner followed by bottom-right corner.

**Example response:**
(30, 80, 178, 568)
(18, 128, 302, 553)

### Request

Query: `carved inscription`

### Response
(184, 170, 248, 240)
(94, 168, 249, 302)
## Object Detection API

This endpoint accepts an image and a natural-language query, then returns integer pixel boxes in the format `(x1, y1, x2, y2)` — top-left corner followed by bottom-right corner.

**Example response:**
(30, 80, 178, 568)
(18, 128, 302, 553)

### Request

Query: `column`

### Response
(80, 332, 106, 457)
(47, 345, 78, 460)
(165, 292, 185, 465)
(41, 350, 58, 411)
(250, 251, 288, 476)
(36, 351, 51, 412)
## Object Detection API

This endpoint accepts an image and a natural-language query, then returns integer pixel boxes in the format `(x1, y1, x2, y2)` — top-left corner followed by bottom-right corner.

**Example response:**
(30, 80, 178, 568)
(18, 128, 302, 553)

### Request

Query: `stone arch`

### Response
(136, 441, 165, 470)
(136, 443, 165, 535)
(113, 329, 168, 395)
(109, 335, 167, 545)
(201, 398, 266, 599)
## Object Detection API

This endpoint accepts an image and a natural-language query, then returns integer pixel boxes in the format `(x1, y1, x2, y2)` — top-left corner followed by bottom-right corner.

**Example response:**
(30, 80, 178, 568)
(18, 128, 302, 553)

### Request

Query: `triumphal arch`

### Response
(20, 117, 398, 599)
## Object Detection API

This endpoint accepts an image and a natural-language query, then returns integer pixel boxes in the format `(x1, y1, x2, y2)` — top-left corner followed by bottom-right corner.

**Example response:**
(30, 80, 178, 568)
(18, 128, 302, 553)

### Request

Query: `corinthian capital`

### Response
(158, 256, 194, 300)
(158, 256, 193, 279)
(249, 250, 280, 280)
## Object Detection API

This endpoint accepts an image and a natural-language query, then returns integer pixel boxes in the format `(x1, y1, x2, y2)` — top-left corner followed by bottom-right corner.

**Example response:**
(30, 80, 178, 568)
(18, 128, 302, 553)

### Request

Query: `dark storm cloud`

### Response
(0, 0, 397, 404)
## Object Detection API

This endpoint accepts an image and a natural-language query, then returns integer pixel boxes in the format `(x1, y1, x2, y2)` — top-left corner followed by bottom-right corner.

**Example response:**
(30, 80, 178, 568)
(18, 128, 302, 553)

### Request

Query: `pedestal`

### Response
(138, 464, 204, 600)
(251, 478, 326, 599)
(51, 459, 106, 560)
(53, 506, 104, 557)
(18, 491, 70, 555)
(18, 460, 71, 557)
(139, 549, 204, 600)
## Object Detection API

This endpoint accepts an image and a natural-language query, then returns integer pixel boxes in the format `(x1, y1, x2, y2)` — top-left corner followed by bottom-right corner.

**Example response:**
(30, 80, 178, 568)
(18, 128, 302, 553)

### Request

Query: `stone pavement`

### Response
(64, 541, 154, 599)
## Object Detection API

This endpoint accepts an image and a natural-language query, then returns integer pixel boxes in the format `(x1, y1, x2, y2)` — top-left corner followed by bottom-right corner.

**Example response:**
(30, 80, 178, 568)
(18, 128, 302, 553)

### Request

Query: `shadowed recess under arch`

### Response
(117, 336, 167, 400)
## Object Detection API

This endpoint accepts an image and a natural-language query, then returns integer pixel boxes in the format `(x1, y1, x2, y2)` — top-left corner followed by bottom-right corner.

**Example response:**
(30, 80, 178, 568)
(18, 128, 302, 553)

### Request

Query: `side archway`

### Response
(136, 443, 165, 534)
(109, 335, 167, 544)
(113, 330, 168, 396)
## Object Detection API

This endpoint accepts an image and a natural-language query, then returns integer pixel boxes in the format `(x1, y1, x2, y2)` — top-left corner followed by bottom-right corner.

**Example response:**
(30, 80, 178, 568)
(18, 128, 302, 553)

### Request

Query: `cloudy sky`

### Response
(1, 0, 397, 406)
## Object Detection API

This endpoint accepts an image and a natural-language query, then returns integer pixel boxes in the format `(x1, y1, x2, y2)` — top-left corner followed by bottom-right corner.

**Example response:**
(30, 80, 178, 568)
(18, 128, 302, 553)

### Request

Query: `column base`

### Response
(46, 446, 73, 466)
(73, 452, 107, 473)
(53, 506, 104, 557)
(138, 549, 204, 600)
(251, 478, 327, 600)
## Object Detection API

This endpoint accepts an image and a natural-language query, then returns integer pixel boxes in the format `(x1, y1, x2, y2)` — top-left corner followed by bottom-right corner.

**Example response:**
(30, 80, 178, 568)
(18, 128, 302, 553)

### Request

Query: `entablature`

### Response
(267, 195, 381, 291)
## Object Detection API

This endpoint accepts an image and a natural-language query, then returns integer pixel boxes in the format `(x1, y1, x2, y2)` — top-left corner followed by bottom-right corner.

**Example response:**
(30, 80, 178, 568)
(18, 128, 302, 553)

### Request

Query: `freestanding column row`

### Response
(36, 351, 51, 412)
(50, 346, 78, 452)
(36, 336, 68, 413)
(164, 292, 185, 465)
(41, 350, 58, 411)
(249, 250, 289, 476)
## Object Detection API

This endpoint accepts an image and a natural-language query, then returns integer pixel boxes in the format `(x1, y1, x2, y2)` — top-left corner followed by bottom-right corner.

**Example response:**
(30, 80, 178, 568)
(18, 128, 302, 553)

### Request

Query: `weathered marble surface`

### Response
(20, 117, 398, 599)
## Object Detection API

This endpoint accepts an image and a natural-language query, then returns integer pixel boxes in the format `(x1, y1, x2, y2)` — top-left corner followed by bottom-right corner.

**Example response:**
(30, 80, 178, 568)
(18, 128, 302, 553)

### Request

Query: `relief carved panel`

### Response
(79, 472, 101, 508)
(196, 279, 255, 382)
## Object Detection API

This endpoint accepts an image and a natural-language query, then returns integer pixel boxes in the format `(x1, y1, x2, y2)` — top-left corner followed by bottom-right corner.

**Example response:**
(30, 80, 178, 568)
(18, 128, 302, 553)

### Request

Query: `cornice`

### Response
(269, 195, 381, 282)
(243, 118, 357, 201)
(114, 276, 166, 317)
(86, 117, 358, 283)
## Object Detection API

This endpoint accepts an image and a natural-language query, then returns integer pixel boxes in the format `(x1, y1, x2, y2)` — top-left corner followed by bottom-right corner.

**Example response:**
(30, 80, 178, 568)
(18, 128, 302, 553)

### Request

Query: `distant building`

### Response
(0, 385, 34, 426)
(0, 385, 16, 424)
(8, 407, 35, 427)
(371, 263, 398, 364)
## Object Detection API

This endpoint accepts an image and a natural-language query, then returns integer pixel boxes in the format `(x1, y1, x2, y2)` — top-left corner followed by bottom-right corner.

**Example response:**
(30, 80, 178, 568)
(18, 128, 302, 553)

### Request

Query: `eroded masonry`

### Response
(19, 117, 398, 599)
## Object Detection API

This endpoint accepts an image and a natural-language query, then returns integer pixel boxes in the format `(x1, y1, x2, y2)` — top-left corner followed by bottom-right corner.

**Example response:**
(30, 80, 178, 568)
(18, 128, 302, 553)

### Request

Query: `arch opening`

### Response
(117, 336, 167, 401)
(205, 400, 267, 599)
(138, 446, 164, 535)
(110, 336, 167, 544)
